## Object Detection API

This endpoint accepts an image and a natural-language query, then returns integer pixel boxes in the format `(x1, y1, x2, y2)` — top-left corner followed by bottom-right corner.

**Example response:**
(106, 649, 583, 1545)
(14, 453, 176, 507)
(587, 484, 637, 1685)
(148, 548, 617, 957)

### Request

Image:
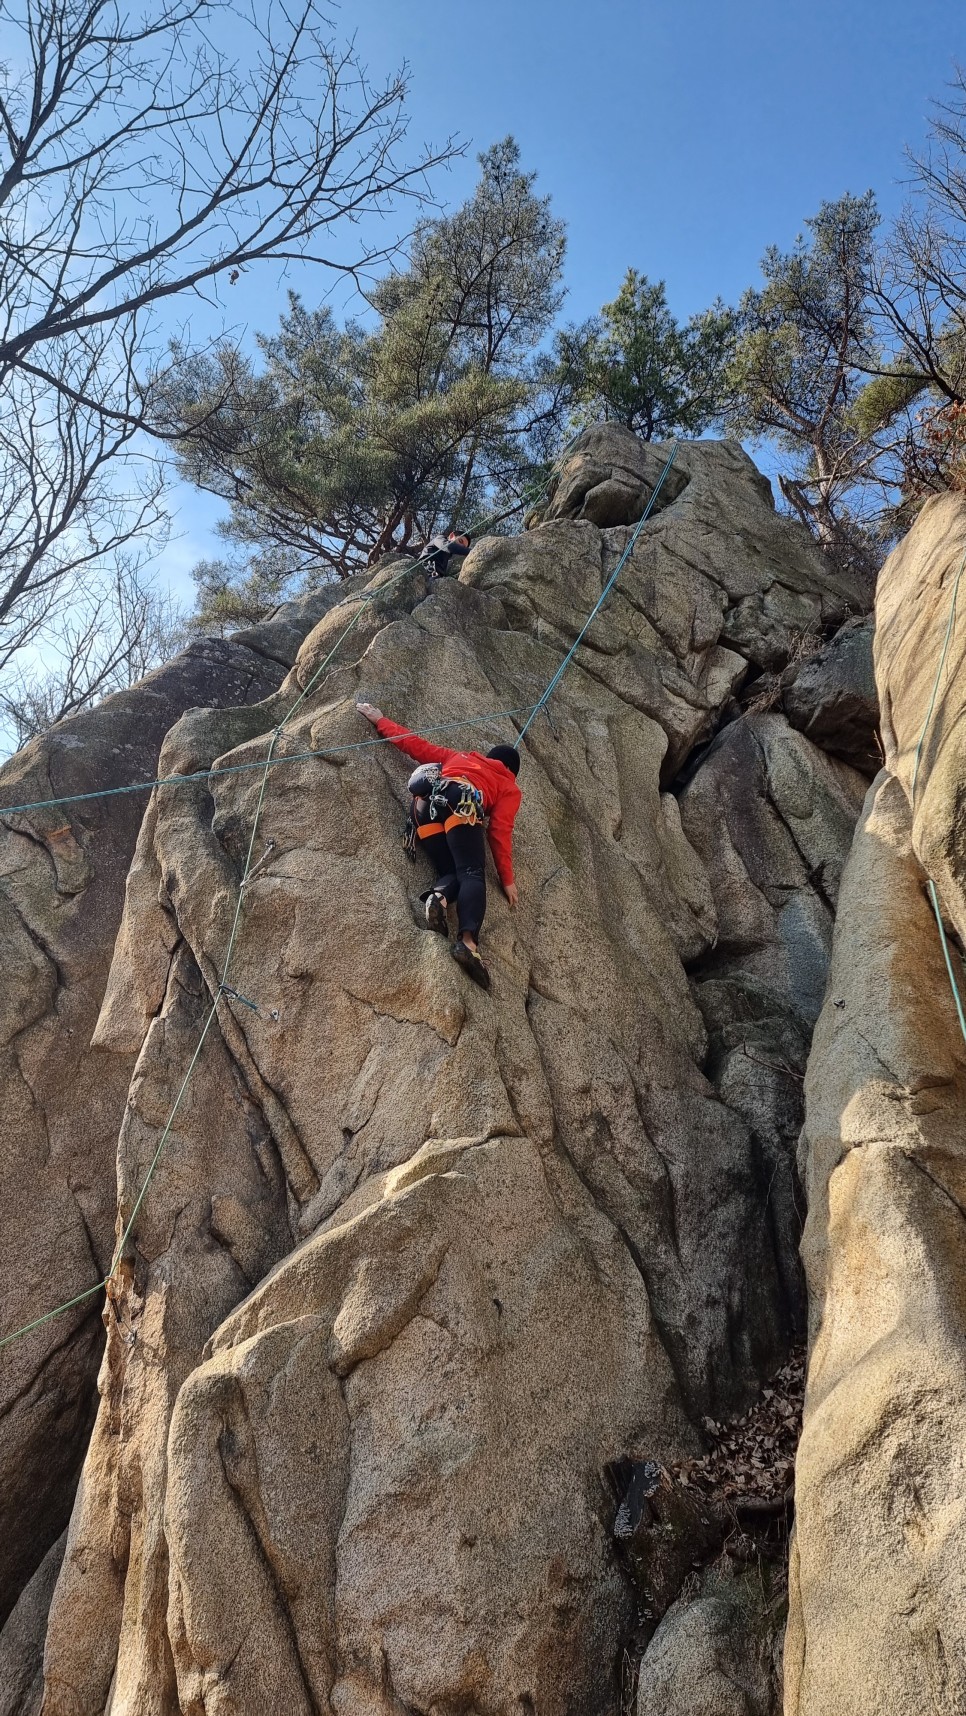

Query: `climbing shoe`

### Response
(425, 892, 449, 937)
(452, 939, 490, 990)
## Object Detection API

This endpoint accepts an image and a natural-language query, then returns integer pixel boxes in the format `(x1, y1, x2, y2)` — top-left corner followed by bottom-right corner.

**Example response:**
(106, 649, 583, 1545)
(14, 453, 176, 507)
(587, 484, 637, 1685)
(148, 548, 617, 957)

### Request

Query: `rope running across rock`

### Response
(0, 449, 680, 1351)
(515, 442, 679, 744)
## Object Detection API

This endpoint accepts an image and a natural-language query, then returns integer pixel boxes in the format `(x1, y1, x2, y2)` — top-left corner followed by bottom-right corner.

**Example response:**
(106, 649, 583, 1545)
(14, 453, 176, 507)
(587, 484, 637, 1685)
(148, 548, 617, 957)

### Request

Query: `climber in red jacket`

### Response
(357, 701, 521, 990)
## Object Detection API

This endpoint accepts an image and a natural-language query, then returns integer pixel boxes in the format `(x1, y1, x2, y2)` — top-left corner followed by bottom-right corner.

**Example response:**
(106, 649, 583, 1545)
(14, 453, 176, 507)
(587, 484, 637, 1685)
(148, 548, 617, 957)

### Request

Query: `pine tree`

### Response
(556, 270, 737, 440)
(727, 193, 883, 570)
(167, 140, 566, 627)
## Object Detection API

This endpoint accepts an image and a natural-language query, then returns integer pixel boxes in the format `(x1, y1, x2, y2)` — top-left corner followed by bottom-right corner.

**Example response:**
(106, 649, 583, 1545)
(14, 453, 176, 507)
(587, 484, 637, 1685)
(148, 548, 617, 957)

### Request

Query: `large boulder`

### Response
(637, 1580, 782, 1716)
(0, 592, 350, 1627)
(25, 439, 870, 1714)
(789, 491, 966, 1714)
(781, 614, 879, 773)
(873, 489, 966, 938)
(788, 774, 966, 1716)
(535, 423, 690, 527)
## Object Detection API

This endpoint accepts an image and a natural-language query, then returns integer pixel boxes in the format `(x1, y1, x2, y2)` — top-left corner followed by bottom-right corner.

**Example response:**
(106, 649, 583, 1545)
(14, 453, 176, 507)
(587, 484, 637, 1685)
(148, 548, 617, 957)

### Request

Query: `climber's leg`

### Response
(411, 806, 449, 885)
(413, 799, 456, 935)
(441, 819, 487, 951)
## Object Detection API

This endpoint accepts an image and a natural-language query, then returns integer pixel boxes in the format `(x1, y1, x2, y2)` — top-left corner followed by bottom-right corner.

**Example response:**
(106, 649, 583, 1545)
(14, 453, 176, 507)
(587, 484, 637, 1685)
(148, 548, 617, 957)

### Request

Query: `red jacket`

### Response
(376, 717, 522, 887)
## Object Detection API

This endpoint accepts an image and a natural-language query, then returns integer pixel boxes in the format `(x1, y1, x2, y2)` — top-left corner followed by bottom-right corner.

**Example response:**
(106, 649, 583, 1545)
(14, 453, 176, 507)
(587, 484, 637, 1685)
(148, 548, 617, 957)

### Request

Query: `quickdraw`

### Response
(430, 776, 484, 826)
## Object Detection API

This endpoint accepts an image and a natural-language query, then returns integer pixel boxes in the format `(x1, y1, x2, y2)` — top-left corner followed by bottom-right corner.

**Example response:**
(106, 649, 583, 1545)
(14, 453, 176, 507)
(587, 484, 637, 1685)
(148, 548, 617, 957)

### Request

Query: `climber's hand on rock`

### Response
(356, 701, 383, 724)
(504, 882, 519, 909)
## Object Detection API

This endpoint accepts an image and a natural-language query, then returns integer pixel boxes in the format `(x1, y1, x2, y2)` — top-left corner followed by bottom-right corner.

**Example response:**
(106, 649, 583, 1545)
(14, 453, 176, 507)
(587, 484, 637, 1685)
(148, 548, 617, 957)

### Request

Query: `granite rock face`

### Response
(788, 491, 966, 1715)
(0, 593, 350, 1631)
(0, 430, 874, 1714)
(781, 614, 879, 773)
(535, 422, 690, 527)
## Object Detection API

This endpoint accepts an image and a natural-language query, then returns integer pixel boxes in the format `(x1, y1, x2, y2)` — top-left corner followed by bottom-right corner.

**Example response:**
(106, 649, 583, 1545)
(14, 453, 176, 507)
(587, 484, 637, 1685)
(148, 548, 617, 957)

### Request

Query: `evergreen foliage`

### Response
(166, 140, 565, 628)
(726, 193, 885, 570)
(170, 76, 966, 632)
(556, 271, 737, 440)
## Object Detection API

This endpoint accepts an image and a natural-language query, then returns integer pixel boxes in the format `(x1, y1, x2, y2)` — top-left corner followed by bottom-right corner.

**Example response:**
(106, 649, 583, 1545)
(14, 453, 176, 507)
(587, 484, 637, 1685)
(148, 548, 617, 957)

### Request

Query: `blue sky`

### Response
(158, 0, 966, 602)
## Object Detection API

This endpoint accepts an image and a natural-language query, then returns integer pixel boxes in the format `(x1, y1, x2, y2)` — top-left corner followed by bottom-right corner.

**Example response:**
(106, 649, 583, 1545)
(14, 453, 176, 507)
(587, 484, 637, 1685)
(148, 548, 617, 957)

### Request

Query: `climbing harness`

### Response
(429, 776, 484, 828)
(408, 763, 441, 796)
(0, 443, 676, 1352)
(403, 775, 485, 858)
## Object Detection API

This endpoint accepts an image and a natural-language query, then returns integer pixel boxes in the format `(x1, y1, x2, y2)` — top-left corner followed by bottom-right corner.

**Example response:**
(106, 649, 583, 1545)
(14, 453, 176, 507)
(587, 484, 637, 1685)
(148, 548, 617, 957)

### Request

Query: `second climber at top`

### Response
(418, 530, 471, 578)
(356, 701, 521, 990)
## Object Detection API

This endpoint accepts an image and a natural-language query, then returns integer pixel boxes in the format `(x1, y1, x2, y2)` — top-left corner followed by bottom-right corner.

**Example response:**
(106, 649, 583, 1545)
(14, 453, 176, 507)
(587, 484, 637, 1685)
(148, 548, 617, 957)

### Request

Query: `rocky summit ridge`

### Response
(0, 421, 956, 1715)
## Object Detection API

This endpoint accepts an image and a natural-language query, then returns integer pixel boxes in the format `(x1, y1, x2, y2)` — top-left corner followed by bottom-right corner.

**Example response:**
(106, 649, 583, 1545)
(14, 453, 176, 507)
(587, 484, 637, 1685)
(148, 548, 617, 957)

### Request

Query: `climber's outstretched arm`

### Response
(356, 703, 454, 767)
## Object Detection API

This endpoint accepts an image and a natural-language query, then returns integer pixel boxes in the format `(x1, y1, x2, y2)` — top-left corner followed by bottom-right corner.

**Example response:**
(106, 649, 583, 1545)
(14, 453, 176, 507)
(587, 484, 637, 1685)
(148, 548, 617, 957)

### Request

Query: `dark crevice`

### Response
(667, 697, 746, 795)
(70, 1185, 112, 1282)
(684, 928, 774, 980)
(0, 1291, 103, 1424)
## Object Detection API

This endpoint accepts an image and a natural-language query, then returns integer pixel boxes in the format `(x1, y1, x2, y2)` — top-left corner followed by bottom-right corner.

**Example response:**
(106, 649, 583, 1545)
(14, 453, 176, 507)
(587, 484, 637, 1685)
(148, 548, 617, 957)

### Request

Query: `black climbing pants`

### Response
(426, 544, 468, 578)
(414, 794, 487, 940)
(435, 818, 487, 940)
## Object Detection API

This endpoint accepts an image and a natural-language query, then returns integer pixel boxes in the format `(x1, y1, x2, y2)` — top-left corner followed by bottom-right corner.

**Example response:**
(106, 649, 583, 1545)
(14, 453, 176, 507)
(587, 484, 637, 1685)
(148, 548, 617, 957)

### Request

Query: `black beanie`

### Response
(487, 744, 520, 776)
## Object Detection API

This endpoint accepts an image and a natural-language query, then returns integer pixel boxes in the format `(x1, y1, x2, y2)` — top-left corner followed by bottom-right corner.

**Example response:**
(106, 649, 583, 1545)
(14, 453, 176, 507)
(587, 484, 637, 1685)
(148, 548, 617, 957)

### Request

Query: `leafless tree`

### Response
(0, 0, 453, 732)
(0, 326, 167, 671)
(874, 68, 966, 406)
(0, 0, 451, 418)
(0, 564, 185, 749)
(843, 68, 966, 522)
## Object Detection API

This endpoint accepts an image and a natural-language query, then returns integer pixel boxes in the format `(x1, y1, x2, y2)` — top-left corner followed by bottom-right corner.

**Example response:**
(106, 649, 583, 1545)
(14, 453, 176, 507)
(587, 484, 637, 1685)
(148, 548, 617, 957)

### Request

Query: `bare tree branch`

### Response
(0, 564, 185, 748)
(0, 0, 455, 391)
(0, 0, 455, 724)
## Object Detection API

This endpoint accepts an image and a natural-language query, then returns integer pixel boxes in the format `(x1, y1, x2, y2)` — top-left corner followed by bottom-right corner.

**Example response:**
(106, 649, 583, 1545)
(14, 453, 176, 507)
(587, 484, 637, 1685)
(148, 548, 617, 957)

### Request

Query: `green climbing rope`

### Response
(0, 512, 537, 1352)
(0, 449, 676, 1352)
(0, 712, 538, 823)
(515, 442, 679, 745)
(928, 879, 966, 1045)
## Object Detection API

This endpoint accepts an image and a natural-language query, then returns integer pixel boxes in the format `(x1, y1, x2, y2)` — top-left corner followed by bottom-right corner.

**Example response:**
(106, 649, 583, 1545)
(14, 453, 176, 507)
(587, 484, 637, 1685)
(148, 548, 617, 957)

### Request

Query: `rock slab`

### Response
(789, 491, 966, 1715)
